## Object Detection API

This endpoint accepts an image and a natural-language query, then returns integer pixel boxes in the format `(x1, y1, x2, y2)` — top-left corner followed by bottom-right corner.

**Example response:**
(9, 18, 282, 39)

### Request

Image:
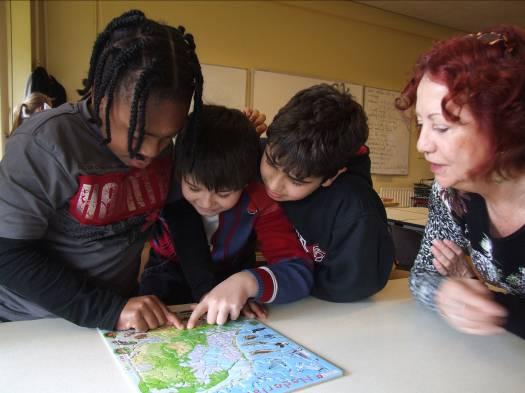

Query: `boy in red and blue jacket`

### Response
(140, 105, 313, 327)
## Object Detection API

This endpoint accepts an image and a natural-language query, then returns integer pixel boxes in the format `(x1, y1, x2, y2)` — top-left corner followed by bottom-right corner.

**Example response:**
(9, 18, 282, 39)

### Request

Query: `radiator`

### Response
(379, 187, 414, 207)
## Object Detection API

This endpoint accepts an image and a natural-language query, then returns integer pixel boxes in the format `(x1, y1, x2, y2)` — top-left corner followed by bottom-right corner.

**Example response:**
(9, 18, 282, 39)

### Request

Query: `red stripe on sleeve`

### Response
(254, 267, 275, 303)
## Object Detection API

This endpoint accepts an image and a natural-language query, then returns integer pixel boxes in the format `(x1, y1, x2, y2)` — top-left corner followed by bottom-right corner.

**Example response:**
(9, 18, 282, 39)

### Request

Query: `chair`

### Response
(389, 224, 424, 271)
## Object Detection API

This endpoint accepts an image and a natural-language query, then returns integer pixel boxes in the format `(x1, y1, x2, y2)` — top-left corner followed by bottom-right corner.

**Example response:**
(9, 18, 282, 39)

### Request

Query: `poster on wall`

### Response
(201, 64, 248, 110)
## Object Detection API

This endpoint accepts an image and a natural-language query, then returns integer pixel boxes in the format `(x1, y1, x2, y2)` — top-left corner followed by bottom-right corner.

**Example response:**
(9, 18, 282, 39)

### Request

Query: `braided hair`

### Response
(78, 10, 203, 159)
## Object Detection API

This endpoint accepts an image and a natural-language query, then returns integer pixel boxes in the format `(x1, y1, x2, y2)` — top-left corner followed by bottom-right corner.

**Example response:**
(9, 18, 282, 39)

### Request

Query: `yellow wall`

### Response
(0, 1, 10, 148)
(10, 1, 32, 116)
(44, 0, 97, 104)
(0, 1, 32, 152)
(41, 0, 462, 189)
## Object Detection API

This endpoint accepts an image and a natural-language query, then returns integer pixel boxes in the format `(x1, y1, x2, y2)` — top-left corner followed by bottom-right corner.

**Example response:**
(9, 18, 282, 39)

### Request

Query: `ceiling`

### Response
(355, 1, 525, 33)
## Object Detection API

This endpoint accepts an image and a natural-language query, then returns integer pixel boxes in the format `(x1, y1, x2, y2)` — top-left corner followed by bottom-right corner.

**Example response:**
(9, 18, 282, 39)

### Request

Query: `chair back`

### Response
(390, 224, 423, 270)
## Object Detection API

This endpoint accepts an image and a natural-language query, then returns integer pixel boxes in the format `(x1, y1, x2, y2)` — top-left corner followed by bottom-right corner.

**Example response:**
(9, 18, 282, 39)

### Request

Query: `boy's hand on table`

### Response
(243, 108, 267, 135)
(241, 300, 268, 320)
(431, 239, 475, 278)
(187, 271, 258, 329)
(116, 295, 184, 332)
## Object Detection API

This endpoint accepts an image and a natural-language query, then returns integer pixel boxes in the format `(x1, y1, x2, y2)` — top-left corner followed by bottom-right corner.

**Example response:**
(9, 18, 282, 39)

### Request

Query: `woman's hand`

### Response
(431, 239, 475, 277)
(436, 278, 507, 335)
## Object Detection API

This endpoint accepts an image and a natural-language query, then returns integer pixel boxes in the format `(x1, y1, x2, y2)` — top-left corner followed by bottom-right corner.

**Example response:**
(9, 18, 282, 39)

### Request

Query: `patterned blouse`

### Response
(409, 182, 525, 338)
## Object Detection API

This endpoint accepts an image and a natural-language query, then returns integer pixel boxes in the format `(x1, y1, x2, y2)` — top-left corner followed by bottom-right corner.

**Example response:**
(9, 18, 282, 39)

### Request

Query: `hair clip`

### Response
(21, 105, 30, 119)
(467, 31, 514, 54)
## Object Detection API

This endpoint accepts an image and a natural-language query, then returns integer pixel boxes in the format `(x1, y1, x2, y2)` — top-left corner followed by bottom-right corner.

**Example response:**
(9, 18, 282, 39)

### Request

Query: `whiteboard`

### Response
(252, 70, 364, 125)
(364, 87, 410, 175)
(201, 64, 247, 110)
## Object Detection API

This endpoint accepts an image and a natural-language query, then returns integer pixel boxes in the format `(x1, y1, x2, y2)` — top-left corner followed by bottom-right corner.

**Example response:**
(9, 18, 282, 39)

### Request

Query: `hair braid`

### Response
(96, 41, 146, 141)
(132, 77, 155, 158)
(182, 30, 203, 118)
(172, 26, 204, 160)
(78, 10, 145, 97)
(102, 55, 122, 143)
(92, 46, 114, 96)
(128, 67, 155, 158)
(91, 45, 119, 128)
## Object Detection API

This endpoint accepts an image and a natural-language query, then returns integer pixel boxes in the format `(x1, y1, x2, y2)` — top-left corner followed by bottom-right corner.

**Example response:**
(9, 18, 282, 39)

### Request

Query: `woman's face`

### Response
(415, 74, 493, 191)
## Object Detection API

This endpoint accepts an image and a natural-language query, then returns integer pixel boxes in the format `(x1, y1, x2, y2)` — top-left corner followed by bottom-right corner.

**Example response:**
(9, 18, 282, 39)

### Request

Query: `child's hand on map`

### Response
(186, 271, 259, 329)
(241, 300, 268, 320)
(115, 295, 184, 332)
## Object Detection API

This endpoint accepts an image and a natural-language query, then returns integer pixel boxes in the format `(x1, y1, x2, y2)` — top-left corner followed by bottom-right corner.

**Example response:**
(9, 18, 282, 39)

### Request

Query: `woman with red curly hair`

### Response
(397, 26, 525, 339)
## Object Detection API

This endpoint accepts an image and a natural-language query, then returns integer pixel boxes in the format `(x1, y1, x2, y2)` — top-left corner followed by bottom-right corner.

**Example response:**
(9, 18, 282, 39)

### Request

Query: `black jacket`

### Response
(280, 151, 395, 302)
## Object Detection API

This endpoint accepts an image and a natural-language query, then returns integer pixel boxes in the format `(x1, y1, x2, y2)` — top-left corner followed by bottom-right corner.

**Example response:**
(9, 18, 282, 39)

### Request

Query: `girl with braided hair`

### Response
(0, 10, 203, 331)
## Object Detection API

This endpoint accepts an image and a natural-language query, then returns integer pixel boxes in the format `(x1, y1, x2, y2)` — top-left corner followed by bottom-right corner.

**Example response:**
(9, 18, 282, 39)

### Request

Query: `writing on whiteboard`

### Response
(364, 87, 409, 175)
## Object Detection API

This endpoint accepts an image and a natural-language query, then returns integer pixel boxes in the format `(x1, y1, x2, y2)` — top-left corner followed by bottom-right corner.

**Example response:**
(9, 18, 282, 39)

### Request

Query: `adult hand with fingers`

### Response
(431, 239, 475, 277)
(187, 271, 259, 329)
(243, 108, 267, 135)
(435, 278, 507, 336)
(241, 300, 268, 320)
(116, 295, 184, 332)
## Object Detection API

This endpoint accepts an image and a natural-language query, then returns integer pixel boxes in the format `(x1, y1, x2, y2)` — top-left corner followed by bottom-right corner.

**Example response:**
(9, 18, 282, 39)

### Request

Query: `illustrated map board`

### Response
(252, 70, 364, 126)
(99, 313, 343, 393)
(364, 86, 410, 175)
(201, 64, 248, 110)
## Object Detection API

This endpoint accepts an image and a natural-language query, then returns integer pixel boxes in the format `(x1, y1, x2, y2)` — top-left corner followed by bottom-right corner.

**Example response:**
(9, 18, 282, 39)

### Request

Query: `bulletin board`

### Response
(251, 70, 364, 126)
(364, 86, 410, 175)
(201, 64, 248, 110)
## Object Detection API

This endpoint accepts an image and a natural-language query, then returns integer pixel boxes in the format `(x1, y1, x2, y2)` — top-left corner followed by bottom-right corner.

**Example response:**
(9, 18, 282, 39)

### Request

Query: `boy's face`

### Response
(260, 146, 324, 202)
(181, 177, 243, 217)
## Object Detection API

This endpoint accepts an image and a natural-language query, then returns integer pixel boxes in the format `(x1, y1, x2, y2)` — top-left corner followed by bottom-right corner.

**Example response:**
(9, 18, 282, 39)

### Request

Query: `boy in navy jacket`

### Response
(140, 105, 313, 327)
(260, 84, 395, 302)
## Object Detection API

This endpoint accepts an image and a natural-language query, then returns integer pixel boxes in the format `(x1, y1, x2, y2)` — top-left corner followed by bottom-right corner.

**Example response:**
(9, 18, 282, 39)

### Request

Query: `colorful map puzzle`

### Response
(99, 317, 342, 393)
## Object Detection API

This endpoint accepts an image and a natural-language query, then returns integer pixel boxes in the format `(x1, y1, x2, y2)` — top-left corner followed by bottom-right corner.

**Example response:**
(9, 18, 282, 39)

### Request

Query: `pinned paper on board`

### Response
(364, 86, 410, 175)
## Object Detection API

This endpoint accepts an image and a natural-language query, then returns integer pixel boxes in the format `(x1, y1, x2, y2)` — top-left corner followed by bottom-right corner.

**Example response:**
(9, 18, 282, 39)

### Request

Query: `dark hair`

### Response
(25, 66, 67, 107)
(396, 25, 525, 178)
(266, 83, 368, 180)
(78, 9, 203, 159)
(175, 105, 260, 191)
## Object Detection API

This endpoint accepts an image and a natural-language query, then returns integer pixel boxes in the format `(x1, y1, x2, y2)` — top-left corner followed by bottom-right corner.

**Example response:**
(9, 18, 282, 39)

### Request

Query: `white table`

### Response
(1, 279, 524, 393)
(386, 207, 428, 229)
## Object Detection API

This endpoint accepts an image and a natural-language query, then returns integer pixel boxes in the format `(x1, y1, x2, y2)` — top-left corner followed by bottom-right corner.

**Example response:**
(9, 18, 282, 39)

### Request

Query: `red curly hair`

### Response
(396, 25, 525, 178)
